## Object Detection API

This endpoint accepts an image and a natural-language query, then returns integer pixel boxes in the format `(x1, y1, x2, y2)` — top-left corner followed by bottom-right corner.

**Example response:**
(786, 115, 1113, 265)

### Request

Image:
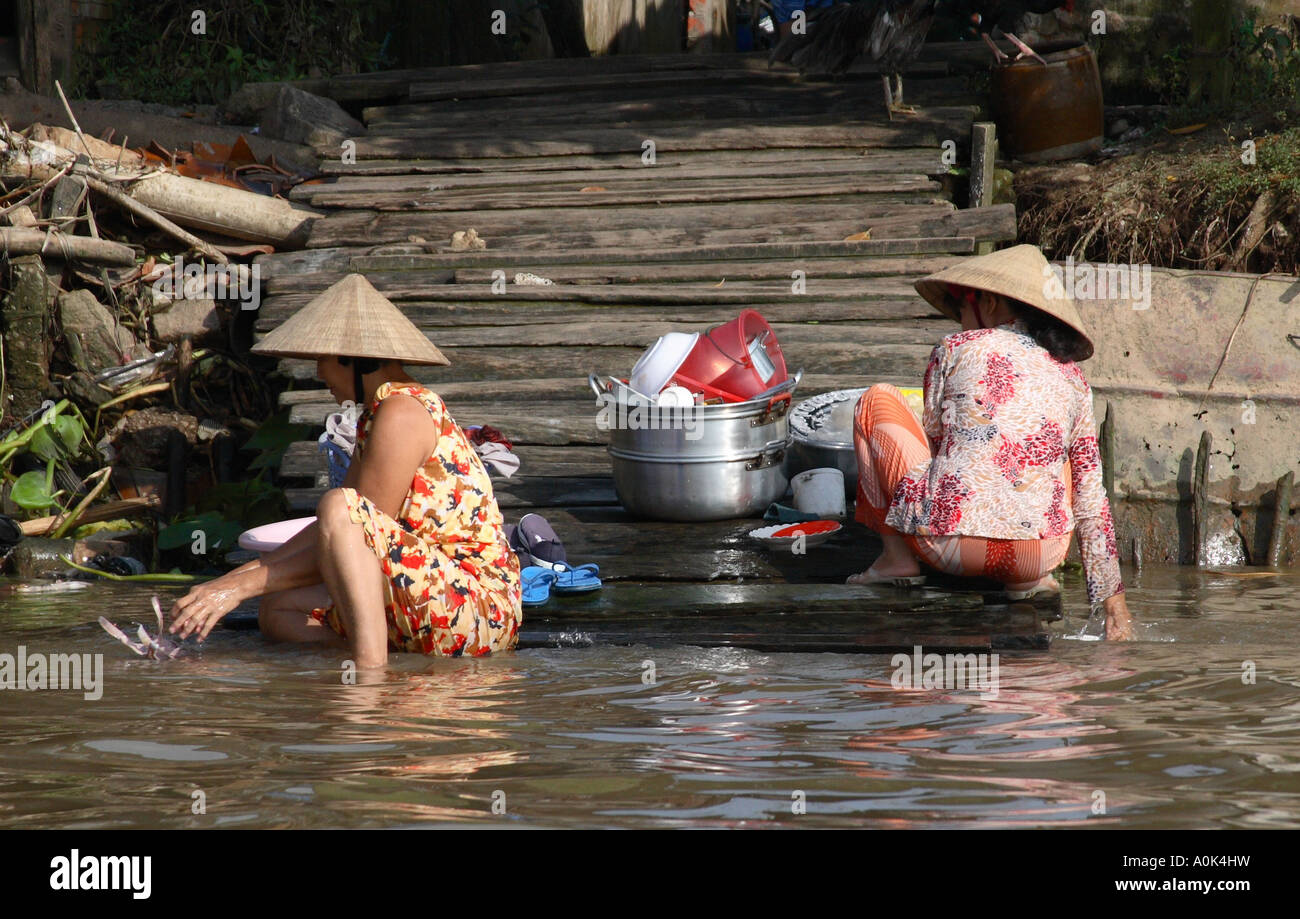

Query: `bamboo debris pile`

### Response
(0, 85, 320, 561)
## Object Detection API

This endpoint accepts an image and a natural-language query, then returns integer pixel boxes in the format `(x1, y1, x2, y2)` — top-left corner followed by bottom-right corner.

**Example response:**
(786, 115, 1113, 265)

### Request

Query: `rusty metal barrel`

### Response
(989, 41, 1104, 162)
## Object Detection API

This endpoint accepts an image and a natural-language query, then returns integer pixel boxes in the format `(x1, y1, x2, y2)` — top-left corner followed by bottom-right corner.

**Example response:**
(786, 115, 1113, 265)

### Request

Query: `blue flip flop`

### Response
(521, 567, 557, 607)
(552, 562, 602, 595)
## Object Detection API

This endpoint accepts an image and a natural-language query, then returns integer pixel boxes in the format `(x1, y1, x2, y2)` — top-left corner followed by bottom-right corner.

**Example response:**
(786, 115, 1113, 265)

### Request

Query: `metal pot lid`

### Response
(789, 388, 868, 449)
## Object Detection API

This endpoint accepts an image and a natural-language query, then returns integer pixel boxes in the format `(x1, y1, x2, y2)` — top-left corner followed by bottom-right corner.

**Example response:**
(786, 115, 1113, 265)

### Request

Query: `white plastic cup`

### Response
(791, 468, 846, 518)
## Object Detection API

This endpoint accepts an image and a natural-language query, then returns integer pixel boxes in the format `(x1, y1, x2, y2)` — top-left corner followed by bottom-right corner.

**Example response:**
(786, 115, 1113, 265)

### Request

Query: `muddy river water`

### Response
(1, 565, 1297, 829)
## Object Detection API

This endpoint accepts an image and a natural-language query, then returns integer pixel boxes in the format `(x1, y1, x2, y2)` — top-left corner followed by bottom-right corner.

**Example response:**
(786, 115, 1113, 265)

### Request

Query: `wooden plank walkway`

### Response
(252, 50, 1047, 652)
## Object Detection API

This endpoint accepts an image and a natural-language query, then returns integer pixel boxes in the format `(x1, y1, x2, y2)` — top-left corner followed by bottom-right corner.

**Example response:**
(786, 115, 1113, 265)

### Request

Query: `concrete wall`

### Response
(1070, 266, 1300, 565)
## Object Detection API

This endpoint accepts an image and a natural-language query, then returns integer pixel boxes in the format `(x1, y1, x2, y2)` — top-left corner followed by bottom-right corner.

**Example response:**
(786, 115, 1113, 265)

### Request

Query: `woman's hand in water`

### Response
(1103, 593, 1134, 641)
(168, 574, 248, 642)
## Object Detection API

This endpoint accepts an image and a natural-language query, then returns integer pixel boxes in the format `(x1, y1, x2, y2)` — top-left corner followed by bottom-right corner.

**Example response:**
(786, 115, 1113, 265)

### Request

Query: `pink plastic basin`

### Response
(238, 516, 316, 553)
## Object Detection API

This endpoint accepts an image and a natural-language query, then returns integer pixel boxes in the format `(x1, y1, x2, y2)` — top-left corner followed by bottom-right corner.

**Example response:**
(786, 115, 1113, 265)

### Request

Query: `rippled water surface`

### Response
(1, 566, 1298, 829)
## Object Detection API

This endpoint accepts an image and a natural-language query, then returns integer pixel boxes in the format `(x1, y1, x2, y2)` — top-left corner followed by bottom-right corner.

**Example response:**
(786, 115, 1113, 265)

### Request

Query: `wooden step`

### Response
(334, 109, 978, 159)
(305, 204, 1014, 250)
(517, 583, 1050, 653)
(269, 341, 935, 388)
(254, 236, 976, 278)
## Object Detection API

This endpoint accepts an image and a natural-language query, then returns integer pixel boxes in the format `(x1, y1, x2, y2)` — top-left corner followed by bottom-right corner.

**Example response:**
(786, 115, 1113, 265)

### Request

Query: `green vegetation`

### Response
(73, 0, 390, 104)
(0, 401, 91, 516)
(1194, 127, 1300, 212)
(1154, 12, 1300, 124)
(157, 410, 309, 566)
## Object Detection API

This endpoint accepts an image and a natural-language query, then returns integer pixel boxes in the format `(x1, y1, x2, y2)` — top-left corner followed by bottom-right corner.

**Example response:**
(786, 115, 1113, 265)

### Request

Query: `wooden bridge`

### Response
(250, 48, 1052, 652)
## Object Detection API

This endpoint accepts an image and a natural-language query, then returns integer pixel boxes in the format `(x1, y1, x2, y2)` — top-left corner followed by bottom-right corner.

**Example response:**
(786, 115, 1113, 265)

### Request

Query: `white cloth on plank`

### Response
(475, 441, 520, 478)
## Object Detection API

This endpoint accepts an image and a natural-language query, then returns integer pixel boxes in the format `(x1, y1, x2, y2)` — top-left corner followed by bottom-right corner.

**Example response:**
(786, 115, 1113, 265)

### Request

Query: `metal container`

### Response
(786, 387, 867, 495)
(609, 440, 790, 521)
(591, 373, 794, 458)
(990, 42, 1104, 163)
(591, 373, 797, 520)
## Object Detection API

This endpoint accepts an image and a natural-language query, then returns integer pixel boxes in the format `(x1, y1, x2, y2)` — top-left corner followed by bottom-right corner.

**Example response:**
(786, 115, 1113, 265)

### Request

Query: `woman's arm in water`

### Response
(1068, 387, 1133, 640)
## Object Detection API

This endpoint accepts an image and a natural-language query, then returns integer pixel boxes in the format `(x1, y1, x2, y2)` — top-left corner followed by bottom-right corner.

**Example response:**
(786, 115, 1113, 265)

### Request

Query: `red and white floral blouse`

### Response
(885, 319, 1124, 605)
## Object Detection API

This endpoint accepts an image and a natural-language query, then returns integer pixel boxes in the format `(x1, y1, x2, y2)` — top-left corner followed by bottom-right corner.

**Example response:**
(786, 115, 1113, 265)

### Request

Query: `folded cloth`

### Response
(764, 502, 824, 524)
(463, 424, 514, 451)
(322, 401, 362, 455)
(315, 401, 362, 488)
(475, 441, 520, 478)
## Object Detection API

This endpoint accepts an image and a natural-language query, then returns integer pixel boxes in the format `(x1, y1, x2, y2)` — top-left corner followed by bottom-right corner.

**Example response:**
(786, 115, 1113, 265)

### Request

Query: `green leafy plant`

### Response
(157, 411, 300, 565)
(0, 401, 90, 517)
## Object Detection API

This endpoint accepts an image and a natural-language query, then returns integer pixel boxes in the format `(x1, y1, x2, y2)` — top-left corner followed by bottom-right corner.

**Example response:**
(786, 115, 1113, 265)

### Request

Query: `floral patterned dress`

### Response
(310, 382, 522, 656)
(883, 320, 1123, 605)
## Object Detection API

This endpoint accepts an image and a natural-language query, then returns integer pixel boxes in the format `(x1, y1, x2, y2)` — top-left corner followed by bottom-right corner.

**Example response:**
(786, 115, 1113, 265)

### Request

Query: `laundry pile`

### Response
(317, 408, 521, 485)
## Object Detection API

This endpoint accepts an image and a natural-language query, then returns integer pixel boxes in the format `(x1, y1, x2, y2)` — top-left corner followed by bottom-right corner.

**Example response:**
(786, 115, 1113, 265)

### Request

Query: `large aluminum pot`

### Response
(608, 440, 789, 521)
(590, 372, 800, 520)
(590, 373, 797, 459)
(786, 387, 867, 495)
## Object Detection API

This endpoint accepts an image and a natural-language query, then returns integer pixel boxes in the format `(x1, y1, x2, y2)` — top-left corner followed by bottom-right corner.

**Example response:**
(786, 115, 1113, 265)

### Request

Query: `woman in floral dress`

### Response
(167, 274, 522, 667)
(849, 245, 1133, 640)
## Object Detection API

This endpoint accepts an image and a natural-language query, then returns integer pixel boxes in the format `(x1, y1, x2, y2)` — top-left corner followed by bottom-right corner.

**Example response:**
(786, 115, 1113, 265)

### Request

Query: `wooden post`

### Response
(970, 122, 996, 256)
(1099, 399, 1115, 503)
(16, 0, 73, 96)
(1192, 430, 1211, 566)
(1267, 470, 1294, 568)
(165, 430, 188, 520)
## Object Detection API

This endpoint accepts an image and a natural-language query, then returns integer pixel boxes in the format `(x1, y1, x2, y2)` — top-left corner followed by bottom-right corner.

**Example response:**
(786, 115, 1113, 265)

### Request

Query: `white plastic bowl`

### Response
(238, 516, 316, 554)
(630, 332, 699, 397)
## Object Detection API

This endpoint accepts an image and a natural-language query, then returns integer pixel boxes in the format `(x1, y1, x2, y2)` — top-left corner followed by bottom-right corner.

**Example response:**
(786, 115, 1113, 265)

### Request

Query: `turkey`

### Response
(769, 1, 939, 121)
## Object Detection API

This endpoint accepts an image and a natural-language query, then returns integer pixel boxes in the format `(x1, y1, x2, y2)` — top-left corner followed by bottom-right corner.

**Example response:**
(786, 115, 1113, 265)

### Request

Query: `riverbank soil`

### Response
(1015, 119, 1300, 276)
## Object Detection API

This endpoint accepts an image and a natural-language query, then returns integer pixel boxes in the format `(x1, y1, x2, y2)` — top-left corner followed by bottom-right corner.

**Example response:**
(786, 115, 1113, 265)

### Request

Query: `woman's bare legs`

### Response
(258, 583, 345, 644)
(1003, 575, 1061, 595)
(847, 528, 922, 583)
(316, 488, 389, 669)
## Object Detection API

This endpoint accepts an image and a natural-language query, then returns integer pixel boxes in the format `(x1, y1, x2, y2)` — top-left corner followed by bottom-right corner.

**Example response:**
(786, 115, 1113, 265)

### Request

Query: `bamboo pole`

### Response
(0, 227, 136, 265)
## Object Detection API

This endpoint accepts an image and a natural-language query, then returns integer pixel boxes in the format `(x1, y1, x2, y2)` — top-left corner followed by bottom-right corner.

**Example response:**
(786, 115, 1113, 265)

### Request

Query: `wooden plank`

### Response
(323, 187, 942, 214)
(365, 81, 975, 127)
(278, 370, 918, 415)
(514, 584, 1050, 654)
(281, 441, 610, 478)
(262, 255, 965, 296)
(306, 204, 1013, 250)
(340, 110, 978, 159)
(259, 319, 946, 353)
(317, 146, 944, 177)
(309, 199, 951, 241)
(258, 278, 924, 307)
(300, 178, 943, 211)
(291, 156, 947, 203)
(519, 628, 1048, 653)
(341, 236, 977, 271)
(272, 342, 934, 386)
(255, 298, 940, 329)
(405, 65, 950, 103)
(284, 468, 617, 508)
(519, 582, 985, 618)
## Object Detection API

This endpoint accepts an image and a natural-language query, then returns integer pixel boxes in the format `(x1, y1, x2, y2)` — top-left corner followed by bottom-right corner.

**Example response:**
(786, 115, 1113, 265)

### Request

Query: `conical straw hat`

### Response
(251, 273, 450, 365)
(914, 244, 1094, 360)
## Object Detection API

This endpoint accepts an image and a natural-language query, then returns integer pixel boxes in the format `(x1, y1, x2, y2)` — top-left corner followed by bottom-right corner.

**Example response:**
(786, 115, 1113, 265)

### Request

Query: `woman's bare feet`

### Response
(1004, 574, 1060, 599)
(848, 530, 924, 585)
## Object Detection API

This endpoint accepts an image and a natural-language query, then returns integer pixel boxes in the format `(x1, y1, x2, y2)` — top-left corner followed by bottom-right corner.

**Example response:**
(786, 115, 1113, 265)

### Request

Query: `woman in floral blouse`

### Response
(849, 245, 1133, 640)
(166, 274, 522, 667)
